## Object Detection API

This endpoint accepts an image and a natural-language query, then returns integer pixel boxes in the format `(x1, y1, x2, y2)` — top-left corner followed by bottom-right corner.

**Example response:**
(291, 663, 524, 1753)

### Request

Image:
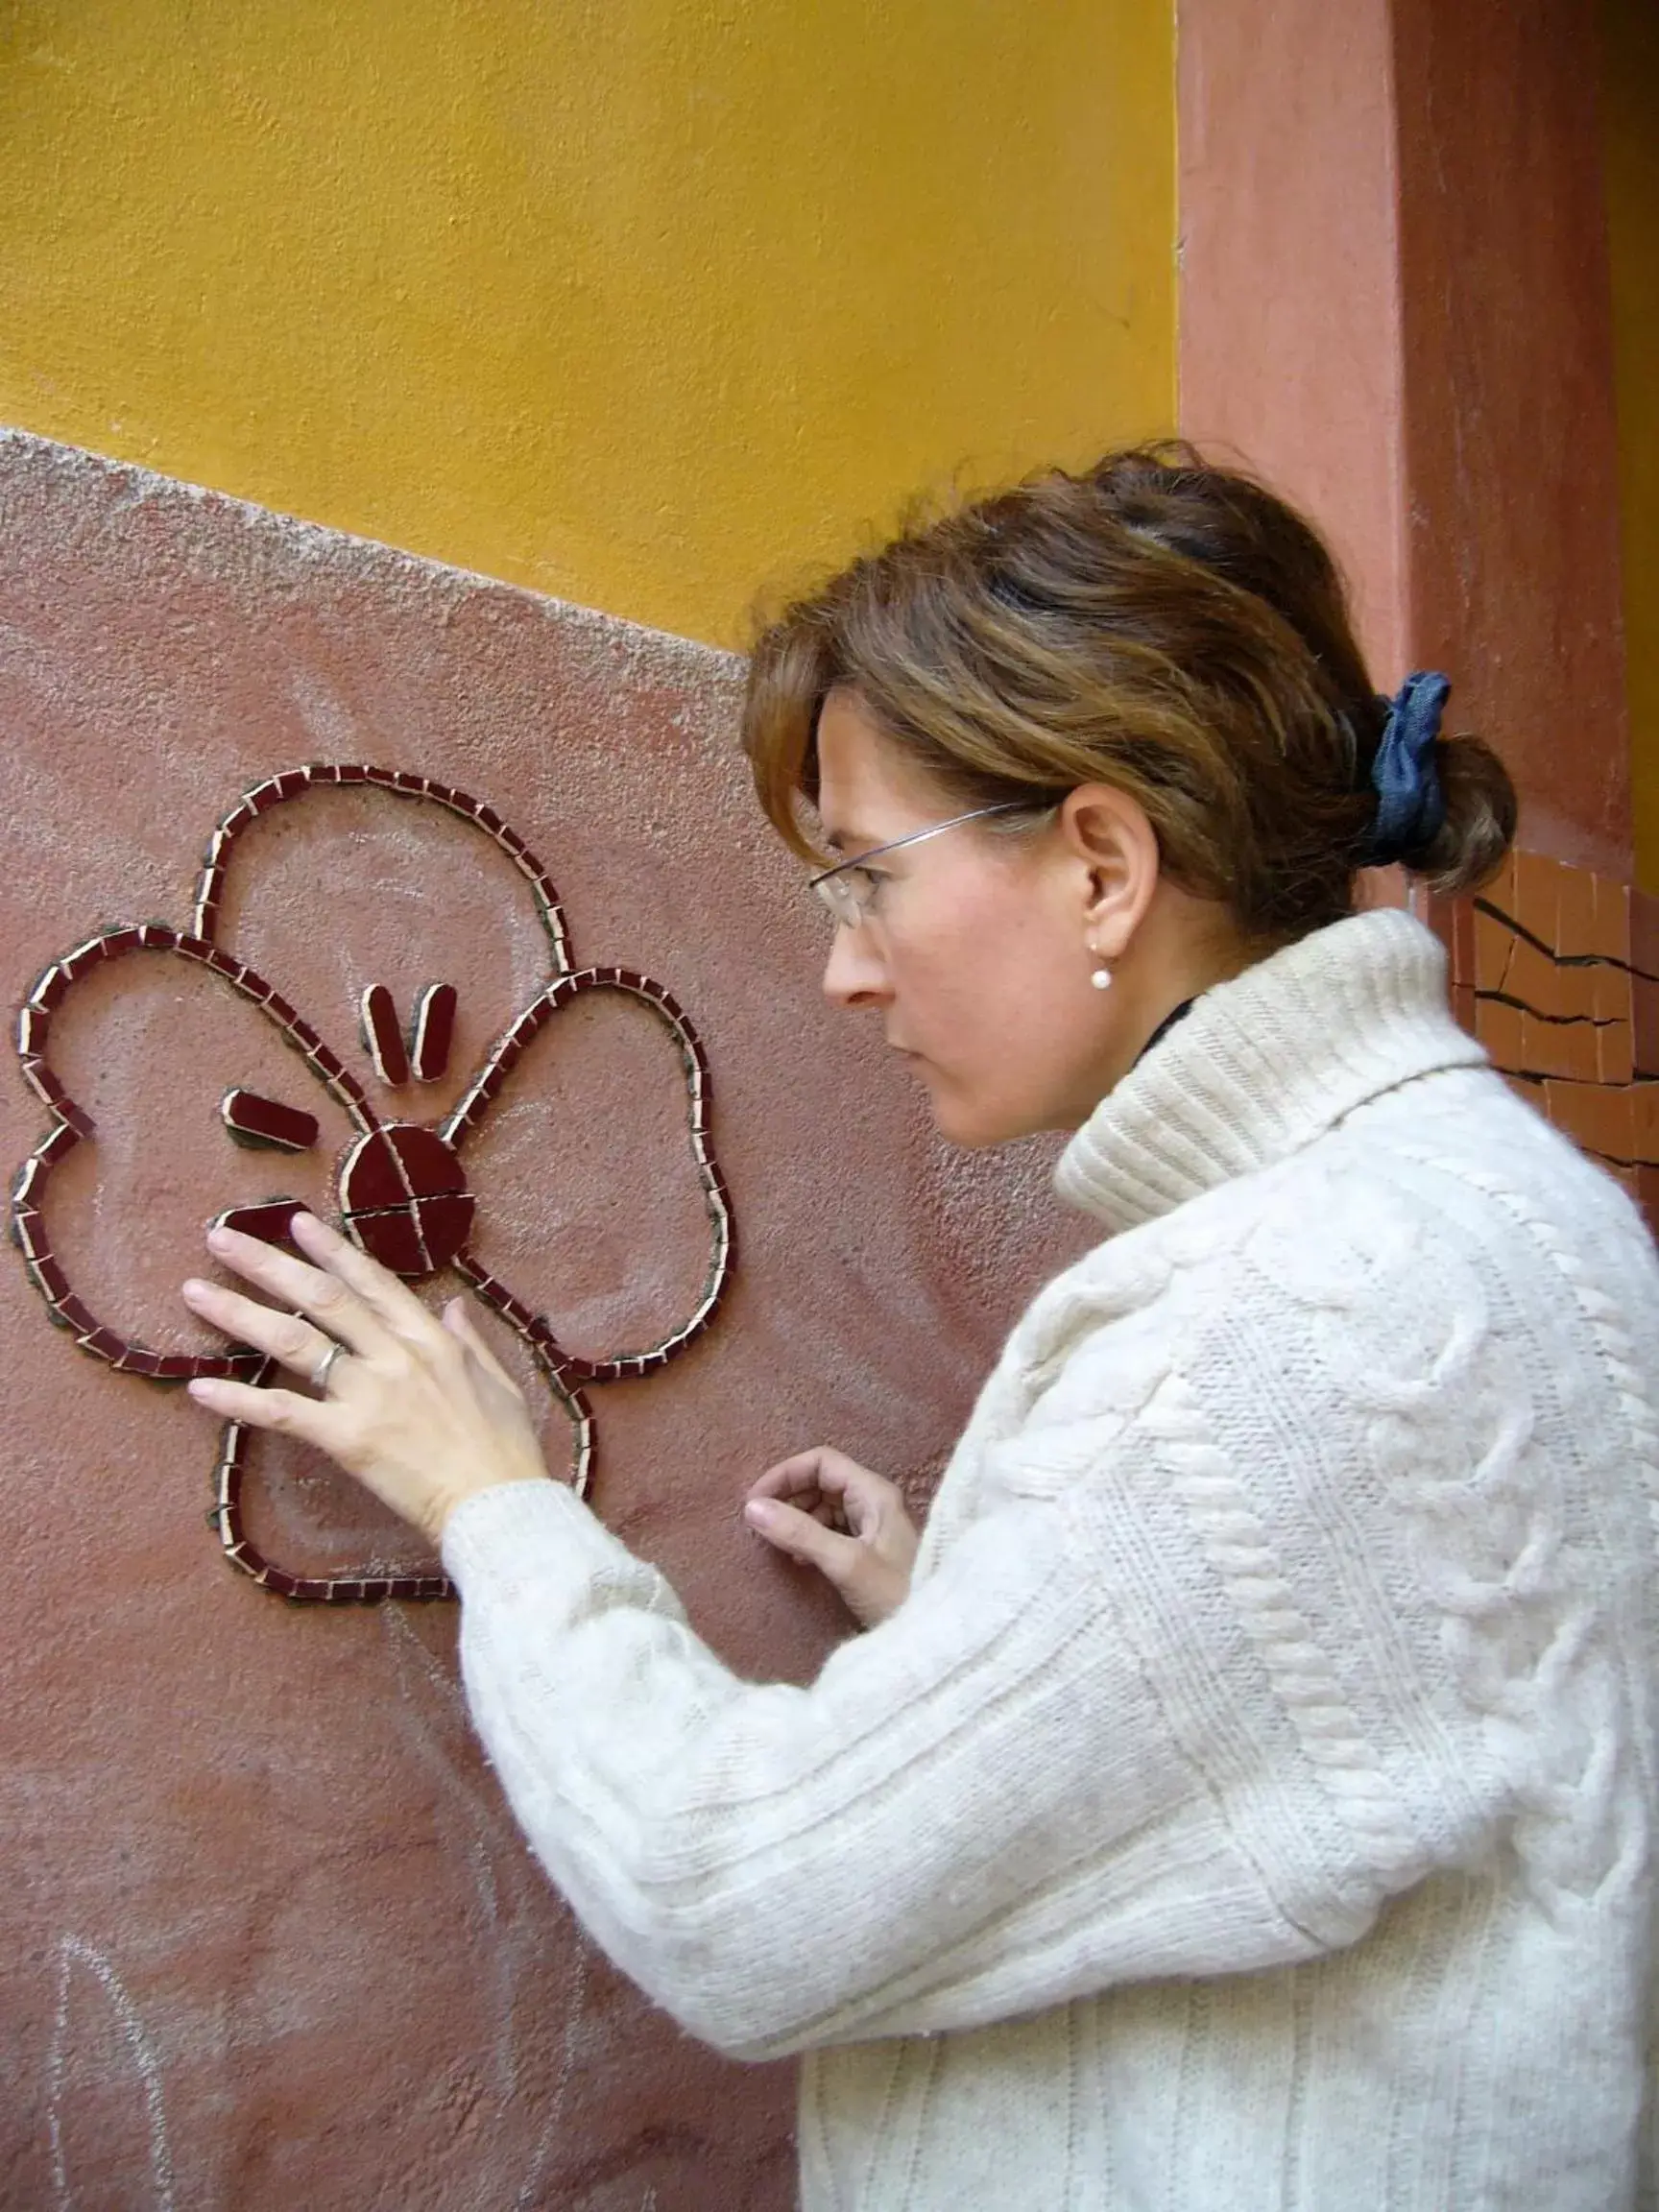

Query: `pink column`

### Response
(1178, 0, 1630, 878)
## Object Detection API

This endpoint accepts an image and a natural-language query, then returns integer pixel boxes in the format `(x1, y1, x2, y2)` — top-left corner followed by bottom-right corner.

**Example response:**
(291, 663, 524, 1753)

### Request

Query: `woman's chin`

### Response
(926, 1085, 1030, 1151)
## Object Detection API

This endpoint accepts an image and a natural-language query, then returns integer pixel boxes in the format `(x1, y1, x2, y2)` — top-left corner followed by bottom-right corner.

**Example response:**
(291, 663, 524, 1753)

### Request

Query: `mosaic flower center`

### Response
(337, 1124, 474, 1279)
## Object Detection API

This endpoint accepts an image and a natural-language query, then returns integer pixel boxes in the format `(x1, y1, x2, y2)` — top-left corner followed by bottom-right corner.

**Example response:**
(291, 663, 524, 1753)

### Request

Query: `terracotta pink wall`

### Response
(0, 431, 1084, 2207)
(1177, 0, 1409, 682)
(1179, 0, 1630, 878)
(1393, 0, 1628, 878)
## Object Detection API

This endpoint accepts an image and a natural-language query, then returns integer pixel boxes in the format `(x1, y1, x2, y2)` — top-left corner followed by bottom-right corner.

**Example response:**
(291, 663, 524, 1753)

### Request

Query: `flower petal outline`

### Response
(11, 762, 735, 1602)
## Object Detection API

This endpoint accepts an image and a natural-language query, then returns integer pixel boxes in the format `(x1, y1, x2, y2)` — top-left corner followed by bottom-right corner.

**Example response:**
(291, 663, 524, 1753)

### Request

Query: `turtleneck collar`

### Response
(1054, 907, 1486, 1237)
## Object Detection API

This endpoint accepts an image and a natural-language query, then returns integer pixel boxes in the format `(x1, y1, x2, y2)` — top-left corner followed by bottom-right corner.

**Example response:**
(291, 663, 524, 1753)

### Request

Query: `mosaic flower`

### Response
(11, 764, 733, 1604)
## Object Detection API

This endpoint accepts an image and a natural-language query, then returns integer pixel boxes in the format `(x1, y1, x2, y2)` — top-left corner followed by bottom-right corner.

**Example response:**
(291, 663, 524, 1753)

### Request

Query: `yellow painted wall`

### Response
(0, 2, 1175, 647)
(1602, 0, 1659, 891)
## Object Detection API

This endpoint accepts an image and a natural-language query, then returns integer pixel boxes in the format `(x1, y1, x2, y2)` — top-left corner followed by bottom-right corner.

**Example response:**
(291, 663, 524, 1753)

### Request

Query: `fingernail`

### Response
(181, 1279, 206, 1300)
(744, 1500, 773, 1527)
(185, 1380, 212, 1400)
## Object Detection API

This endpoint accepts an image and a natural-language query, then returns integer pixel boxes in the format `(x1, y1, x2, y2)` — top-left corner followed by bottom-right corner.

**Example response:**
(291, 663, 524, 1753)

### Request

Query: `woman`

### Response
(182, 446, 1659, 2209)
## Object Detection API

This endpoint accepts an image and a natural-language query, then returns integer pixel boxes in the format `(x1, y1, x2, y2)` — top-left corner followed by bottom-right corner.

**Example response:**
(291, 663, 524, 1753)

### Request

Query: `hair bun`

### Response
(1399, 733, 1516, 893)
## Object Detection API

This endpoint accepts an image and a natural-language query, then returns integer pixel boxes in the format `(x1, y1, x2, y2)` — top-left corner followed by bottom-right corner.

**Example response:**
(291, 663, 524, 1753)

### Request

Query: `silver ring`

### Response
(310, 1340, 348, 1394)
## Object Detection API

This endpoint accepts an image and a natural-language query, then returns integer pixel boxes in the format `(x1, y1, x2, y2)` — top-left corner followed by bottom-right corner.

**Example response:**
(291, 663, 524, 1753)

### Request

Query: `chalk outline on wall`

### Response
(47, 1934, 176, 2212)
(10, 763, 734, 1604)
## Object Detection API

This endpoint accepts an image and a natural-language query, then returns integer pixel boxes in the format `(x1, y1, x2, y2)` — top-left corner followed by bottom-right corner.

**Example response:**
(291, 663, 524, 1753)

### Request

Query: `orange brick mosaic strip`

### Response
(1424, 852, 1659, 1237)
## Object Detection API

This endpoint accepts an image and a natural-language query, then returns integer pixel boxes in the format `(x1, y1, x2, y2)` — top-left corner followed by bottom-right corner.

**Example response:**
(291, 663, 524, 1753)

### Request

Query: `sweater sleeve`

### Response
(441, 1383, 1450, 2059)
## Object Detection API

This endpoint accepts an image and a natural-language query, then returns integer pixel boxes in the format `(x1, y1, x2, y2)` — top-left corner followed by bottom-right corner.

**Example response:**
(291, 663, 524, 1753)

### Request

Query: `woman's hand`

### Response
(180, 1213, 549, 1546)
(743, 1448, 919, 1629)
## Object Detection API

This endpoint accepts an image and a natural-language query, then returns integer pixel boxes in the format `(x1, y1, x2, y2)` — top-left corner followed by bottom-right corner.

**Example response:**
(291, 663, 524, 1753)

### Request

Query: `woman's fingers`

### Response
(748, 1446, 880, 1507)
(441, 1299, 525, 1398)
(185, 1372, 336, 1441)
(746, 1445, 921, 1630)
(746, 1452, 830, 1505)
(744, 1496, 855, 1579)
(290, 1212, 439, 1335)
(201, 1220, 388, 1357)
(744, 1493, 914, 1631)
(180, 1219, 553, 1549)
(180, 1275, 337, 1383)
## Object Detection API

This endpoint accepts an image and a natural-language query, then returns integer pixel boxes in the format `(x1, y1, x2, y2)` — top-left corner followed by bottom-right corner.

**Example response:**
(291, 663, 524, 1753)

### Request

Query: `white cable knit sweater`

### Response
(442, 909, 1659, 2210)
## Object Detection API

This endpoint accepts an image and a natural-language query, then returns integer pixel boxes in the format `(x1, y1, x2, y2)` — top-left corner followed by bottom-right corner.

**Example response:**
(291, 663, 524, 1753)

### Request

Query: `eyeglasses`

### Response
(808, 802, 1033, 927)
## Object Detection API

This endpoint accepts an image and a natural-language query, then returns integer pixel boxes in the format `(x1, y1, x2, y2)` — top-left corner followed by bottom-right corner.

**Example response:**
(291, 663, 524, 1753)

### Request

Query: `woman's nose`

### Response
(822, 922, 891, 1009)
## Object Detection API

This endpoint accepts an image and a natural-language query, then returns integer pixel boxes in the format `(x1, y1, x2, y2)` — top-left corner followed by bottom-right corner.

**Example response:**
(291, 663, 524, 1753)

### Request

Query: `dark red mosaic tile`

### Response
(338, 1129, 410, 1210)
(361, 983, 411, 1087)
(22, 1058, 62, 1108)
(212, 1198, 306, 1248)
(387, 1122, 468, 1196)
(79, 1326, 130, 1362)
(414, 1191, 476, 1270)
(12, 1157, 46, 1208)
(61, 937, 110, 978)
(54, 1292, 96, 1334)
(221, 1087, 321, 1153)
(345, 1206, 427, 1277)
(152, 1352, 218, 1382)
(12, 1207, 47, 1261)
(410, 982, 457, 1081)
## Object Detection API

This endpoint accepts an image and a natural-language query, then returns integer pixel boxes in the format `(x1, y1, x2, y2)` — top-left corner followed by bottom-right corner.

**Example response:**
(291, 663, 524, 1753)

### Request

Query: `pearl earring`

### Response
(1089, 948, 1112, 991)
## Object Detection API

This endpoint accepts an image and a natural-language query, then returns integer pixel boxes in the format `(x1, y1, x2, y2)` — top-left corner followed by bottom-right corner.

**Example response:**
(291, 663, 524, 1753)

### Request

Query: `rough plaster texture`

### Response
(0, 430, 1085, 2209)
(1179, 0, 1631, 879)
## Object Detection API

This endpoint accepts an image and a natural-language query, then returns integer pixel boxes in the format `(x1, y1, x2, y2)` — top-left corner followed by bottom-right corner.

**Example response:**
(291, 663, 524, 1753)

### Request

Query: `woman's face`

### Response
(812, 691, 1162, 1147)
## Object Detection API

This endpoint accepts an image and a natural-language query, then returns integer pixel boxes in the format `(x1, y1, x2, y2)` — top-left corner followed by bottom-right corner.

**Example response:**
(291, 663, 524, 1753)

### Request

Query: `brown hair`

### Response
(741, 443, 1516, 944)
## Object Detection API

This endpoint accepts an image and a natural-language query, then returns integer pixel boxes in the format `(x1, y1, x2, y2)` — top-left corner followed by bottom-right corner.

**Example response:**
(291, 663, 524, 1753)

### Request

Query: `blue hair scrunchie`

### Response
(1360, 669, 1450, 867)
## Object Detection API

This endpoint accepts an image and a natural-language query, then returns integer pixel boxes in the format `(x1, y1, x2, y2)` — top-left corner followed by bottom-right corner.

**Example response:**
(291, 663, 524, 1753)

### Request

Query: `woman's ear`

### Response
(1058, 783, 1161, 960)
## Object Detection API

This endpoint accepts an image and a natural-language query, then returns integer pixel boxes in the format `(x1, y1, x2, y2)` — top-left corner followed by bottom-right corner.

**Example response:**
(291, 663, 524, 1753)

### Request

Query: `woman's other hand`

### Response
(180, 1213, 549, 1546)
(743, 1448, 919, 1629)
